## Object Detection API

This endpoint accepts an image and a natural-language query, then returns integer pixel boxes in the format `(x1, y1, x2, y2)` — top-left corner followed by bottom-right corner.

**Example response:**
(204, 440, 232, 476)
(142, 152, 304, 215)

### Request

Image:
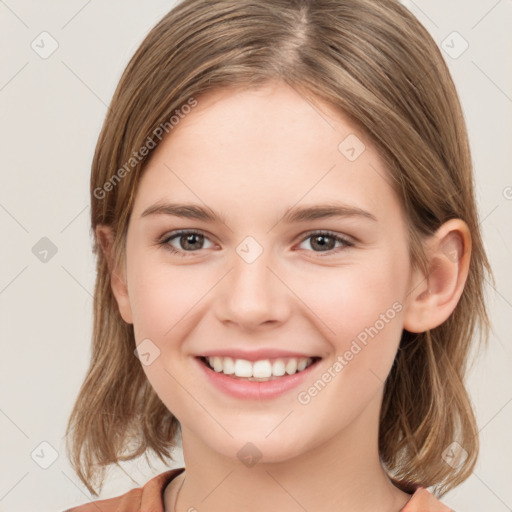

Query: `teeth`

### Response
(253, 360, 272, 378)
(285, 358, 297, 375)
(212, 356, 223, 372)
(234, 358, 253, 377)
(205, 356, 315, 380)
(223, 357, 235, 375)
(272, 359, 286, 376)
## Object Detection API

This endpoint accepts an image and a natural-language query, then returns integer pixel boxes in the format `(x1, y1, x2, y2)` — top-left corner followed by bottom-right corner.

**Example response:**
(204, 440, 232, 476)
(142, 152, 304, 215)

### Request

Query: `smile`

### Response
(199, 355, 319, 381)
(196, 355, 322, 400)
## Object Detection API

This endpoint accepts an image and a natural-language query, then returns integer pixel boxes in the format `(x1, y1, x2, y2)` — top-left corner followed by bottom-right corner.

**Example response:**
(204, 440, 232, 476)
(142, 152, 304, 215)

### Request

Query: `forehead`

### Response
(163, 82, 370, 158)
(132, 81, 401, 227)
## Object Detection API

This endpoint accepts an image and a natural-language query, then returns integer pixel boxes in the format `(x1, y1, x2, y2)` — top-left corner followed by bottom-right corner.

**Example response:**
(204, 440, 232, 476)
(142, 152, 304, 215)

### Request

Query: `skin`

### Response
(97, 80, 471, 512)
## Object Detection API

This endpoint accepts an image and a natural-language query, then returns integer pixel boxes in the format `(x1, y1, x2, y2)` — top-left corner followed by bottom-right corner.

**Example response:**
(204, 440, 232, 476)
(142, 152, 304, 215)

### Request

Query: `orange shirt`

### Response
(63, 467, 453, 511)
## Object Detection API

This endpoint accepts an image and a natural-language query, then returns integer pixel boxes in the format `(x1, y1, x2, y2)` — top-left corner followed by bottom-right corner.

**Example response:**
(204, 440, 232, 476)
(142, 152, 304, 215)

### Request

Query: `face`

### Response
(115, 81, 417, 463)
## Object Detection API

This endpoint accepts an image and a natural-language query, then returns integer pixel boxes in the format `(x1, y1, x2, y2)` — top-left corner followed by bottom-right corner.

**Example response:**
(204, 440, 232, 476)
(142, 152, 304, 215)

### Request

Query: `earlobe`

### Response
(95, 225, 133, 325)
(403, 219, 471, 334)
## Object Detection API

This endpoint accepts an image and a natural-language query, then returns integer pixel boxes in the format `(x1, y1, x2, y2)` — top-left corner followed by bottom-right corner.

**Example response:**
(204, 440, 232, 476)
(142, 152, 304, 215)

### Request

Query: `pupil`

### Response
(313, 235, 333, 251)
(183, 233, 202, 250)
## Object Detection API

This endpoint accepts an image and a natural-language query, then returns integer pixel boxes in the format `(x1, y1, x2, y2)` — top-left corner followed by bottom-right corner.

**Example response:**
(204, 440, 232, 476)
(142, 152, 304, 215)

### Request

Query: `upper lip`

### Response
(197, 349, 321, 361)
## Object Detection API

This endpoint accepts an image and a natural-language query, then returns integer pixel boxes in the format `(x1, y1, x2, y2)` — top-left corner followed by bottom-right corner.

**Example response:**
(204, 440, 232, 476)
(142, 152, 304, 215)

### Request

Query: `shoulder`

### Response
(400, 487, 454, 512)
(62, 468, 185, 512)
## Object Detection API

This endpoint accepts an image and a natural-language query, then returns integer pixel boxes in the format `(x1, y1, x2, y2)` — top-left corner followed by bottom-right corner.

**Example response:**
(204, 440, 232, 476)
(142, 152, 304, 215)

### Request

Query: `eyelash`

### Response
(157, 229, 354, 258)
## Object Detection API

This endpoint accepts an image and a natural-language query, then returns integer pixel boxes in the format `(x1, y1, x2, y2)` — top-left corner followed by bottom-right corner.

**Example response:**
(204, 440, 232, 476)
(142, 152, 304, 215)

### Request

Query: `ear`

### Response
(403, 219, 471, 333)
(95, 225, 133, 324)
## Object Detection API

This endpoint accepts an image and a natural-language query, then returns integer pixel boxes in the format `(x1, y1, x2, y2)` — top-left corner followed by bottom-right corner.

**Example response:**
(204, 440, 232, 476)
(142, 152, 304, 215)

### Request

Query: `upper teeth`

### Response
(206, 356, 314, 378)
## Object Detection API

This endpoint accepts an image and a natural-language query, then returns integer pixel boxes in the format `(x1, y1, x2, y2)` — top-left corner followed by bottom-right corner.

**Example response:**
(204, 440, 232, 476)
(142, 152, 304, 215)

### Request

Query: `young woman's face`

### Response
(121, 81, 417, 463)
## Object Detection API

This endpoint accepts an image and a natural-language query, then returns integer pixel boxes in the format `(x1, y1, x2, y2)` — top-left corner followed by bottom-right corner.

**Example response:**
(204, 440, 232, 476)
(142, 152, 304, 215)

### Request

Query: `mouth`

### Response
(197, 355, 322, 382)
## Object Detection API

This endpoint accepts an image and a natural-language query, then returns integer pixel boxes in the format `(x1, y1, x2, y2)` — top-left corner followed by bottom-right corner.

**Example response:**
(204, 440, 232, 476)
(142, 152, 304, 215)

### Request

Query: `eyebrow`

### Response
(140, 202, 377, 224)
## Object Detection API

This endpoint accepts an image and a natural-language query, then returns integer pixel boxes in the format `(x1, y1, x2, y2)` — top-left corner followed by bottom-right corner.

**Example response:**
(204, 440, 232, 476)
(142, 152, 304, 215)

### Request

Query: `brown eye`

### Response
(177, 232, 204, 250)
(298, 231, 353, 256)
(160, 230, 214, 256)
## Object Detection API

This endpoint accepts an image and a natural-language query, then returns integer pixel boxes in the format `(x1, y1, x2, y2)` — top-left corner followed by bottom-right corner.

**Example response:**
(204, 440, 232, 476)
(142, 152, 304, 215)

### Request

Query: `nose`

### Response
(214, 242, 290, 331)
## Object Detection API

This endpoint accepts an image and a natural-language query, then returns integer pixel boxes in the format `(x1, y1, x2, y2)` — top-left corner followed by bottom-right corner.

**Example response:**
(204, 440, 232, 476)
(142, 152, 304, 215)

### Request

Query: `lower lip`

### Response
(195, 357, 321, 400)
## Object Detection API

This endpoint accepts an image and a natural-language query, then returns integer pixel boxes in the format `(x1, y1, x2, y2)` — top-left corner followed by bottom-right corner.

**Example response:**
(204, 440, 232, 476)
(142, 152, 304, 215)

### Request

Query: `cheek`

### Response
(303, 252, 407, 375)
(127, 257, 200, 413)
(293, 262, 406, 421)
(127, 255, 200, 339)
(308, 255, 405, 331)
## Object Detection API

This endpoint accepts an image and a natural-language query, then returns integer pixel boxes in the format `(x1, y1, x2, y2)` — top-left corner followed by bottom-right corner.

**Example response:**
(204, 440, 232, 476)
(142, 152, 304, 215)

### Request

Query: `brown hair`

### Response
(65, 0, 492, 498)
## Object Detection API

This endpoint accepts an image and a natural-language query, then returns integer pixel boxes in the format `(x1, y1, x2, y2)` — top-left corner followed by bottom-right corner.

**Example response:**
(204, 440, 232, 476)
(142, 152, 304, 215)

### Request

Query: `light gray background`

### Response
(0, 1, 511, 511)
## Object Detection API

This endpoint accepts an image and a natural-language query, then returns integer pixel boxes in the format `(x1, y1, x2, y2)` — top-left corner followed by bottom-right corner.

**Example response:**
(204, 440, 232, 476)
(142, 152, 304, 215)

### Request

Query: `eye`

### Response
(158, 229, 354, 258)
(159, 230, 215, 256)
(297, 231, 354, 256)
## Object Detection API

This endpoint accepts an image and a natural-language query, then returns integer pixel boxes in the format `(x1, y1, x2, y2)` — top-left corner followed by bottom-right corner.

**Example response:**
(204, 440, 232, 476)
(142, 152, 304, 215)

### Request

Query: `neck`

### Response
(166, 392, 412, 512)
